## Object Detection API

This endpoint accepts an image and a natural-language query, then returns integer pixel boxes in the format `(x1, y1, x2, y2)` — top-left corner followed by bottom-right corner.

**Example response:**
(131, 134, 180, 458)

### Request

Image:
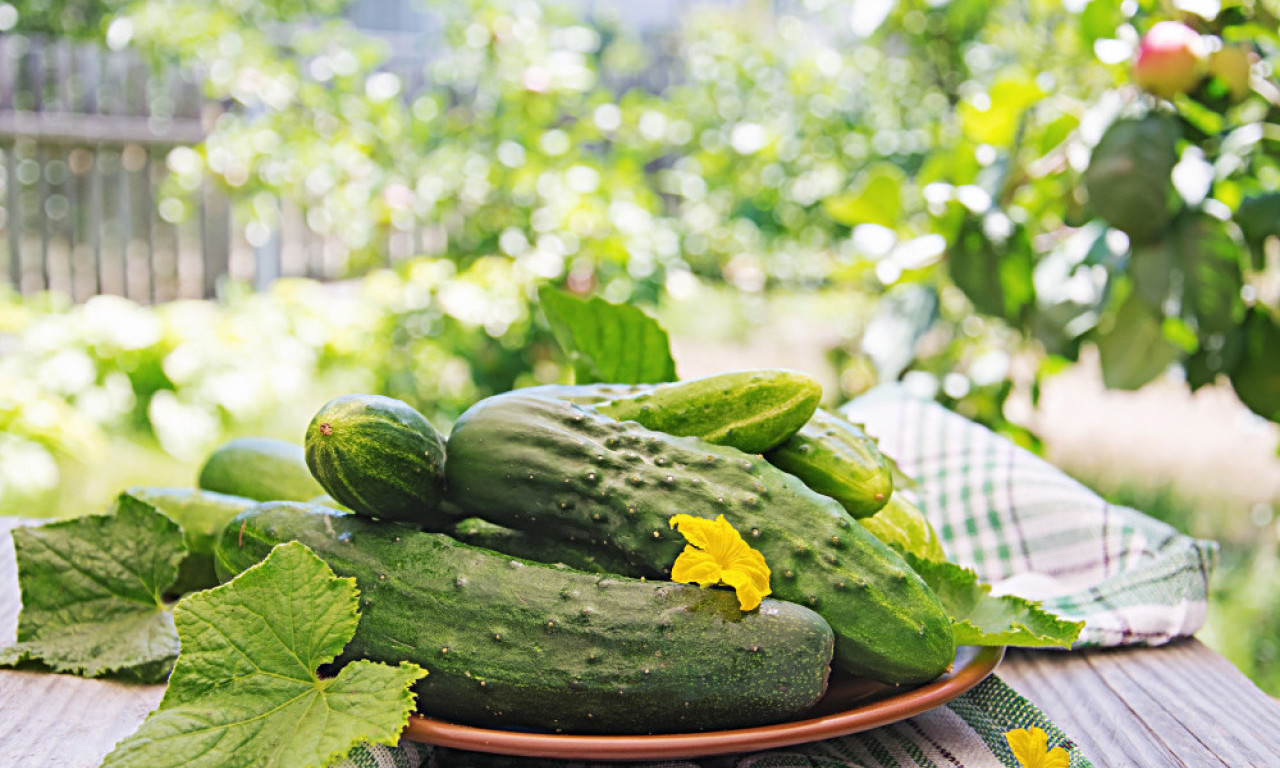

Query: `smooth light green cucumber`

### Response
(592, 369, 822, 454)
(444, 391, 954, 685)
(121, 486, 255, 594)
(304, 394, 451, 529)
(197, 437, 325, 502)
(765, 409, 894, 518)
(859, 493, 947, 563)
(215, 502, 835, 734)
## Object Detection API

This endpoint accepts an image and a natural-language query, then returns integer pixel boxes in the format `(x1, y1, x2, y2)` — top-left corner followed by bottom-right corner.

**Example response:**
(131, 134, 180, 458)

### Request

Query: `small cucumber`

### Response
(216, 502, 835, 734)
(121, 486, 255, 594)
(765, 409, 893, 518)
(304, 394, 451, 528)
(197, 437, 325, 503)
(593, 369, 823, 454)
(859, 493, 947, 563)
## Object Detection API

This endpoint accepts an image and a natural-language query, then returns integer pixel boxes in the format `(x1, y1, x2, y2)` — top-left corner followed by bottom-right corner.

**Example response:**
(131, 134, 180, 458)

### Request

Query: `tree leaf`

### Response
(1082, 115, 1179, 244)
(0, 495, 184, 683)
(948, 213, 1036, 327)
(539, 286, 677, 385)
(1235, 192, 1280, 271)
(1229, 308, 1280, 421)
(101, 542, 427, 768)
(1093, 286, 1181, 390)
(904, 554, 1084, 648)
(1174, 212, 1245, 337)
(822, 163, 906, 228)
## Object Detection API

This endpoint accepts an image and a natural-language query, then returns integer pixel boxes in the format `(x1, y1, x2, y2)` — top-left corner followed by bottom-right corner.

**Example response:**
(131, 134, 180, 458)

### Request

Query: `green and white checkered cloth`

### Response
(336, 386, 1216, 768)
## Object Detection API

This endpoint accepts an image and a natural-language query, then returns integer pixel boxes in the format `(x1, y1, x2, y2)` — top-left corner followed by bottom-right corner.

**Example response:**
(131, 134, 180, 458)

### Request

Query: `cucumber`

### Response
(592, 369, 822, 454)
(859, 493, 947, 563)
(197, 437, 325, 503)
(444, 391, 954, 685)
(765, 409, 894, 518)
(518, 382, 655, 406)
(304, 394, 451, 529)
(450, 517, 640, 576)
(120, 487, 255, 595)
(214, 502, 835, 734)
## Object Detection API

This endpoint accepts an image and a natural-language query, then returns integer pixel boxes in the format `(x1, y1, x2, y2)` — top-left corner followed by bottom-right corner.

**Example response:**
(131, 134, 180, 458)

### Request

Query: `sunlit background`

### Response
(2, 0, 1280, 693)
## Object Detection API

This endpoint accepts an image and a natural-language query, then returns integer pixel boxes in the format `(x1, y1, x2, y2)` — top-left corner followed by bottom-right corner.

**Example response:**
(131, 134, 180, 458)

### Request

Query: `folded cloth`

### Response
(840, 386, 1217, 647)
(338, 386, 1216, 768)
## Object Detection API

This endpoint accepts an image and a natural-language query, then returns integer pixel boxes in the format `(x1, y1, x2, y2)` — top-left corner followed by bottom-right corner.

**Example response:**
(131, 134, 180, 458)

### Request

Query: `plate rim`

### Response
(401, 645, 1005, 760)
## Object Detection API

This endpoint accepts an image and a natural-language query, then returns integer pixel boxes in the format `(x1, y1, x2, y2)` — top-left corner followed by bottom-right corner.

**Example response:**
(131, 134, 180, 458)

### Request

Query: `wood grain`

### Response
(1001, 643, 1280, 767)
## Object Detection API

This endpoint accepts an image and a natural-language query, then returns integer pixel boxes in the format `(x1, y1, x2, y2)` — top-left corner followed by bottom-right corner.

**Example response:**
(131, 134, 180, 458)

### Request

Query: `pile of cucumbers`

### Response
(160, 370, 956, 735)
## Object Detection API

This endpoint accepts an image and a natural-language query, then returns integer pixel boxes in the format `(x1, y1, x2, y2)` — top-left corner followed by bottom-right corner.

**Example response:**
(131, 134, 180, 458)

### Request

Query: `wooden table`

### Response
(3, 518, 1279, 767)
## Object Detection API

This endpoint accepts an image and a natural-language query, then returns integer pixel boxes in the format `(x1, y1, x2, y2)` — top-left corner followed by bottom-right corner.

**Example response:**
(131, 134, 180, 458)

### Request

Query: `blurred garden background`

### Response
(3, 0, 1280, 693)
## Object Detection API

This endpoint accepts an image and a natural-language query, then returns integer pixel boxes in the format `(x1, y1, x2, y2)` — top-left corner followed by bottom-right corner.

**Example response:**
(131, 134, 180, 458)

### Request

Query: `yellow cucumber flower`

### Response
(1006, 726, 1070, 768)
(668, 514, 771, 611)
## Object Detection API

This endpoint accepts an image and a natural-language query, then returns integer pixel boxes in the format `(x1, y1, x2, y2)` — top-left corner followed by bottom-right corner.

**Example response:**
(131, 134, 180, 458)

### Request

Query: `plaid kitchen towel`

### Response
(300, 386, 1219, 768)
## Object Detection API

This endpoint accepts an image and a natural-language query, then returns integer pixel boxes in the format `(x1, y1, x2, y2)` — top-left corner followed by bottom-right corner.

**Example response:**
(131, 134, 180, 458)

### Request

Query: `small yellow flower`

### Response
(1005, 727, 1069, 768)
(668, 514, 771, 611)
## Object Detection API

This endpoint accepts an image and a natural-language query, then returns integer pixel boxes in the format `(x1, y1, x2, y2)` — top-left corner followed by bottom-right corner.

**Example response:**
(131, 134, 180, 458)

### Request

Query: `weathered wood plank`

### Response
(1000, 643, 1280, 767)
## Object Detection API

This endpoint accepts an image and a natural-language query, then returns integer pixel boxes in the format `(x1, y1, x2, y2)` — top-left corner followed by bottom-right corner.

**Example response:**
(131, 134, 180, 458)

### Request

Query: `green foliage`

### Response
(905, 554, 1084, 649)
(539, 287, 676, 384)
(0, 495, 182, 682)
(101, 541, 426, 768)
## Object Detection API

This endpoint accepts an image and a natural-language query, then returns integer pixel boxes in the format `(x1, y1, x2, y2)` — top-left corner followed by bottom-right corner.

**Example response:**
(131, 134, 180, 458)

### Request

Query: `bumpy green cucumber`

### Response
(215, 502, 835, 734)
(197, 437, 325, 502)
(765, 409, 893, 518)
(121, 487, 255, 595)
(592, 369, 822, 454)
(859, 493, 946, 563)
(450, 518, 638, 575)
(445, 392, 954, 684)
(304, 394, 450, 529)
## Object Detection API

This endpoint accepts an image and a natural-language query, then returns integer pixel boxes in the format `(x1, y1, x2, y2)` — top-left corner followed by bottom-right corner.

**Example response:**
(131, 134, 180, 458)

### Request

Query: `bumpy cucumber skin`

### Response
(122, 486, 255, 594)
(305, 394, 451, 529)
(197, 437, 325, 503)
(444, 392, 954, 685)
(215, 502, 835, 734)
(451, 517, 639, 575)
(766, 409, 894, 519)
(593, 369, 822, 454)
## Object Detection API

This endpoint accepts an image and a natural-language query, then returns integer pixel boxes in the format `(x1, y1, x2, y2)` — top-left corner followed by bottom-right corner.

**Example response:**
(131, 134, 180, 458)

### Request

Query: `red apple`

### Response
(1134, 21, 1207, 99)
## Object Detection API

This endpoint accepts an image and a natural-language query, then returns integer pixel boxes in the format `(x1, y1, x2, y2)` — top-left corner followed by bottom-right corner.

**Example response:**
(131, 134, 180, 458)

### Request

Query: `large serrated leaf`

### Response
(539, 286, 677, 385)
(0, 495, 184, 683)
(101, 542, 427, 768)
(904, 554, 1084, 648)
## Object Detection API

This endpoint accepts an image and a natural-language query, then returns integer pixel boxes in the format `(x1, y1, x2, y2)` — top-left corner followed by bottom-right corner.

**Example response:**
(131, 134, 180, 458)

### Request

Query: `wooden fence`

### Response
(0, 0, 768, 304)
(0, 35, 233, 303)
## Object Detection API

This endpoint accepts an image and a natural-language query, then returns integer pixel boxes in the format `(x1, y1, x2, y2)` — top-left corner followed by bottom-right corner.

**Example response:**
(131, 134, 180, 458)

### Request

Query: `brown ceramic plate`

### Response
(402, 645, 1004, 760)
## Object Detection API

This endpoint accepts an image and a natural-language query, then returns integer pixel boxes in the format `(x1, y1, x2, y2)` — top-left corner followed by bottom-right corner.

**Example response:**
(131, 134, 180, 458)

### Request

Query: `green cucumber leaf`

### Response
(539, 286, 677, 385)
(904, 553, 1084, 648)
(0, 495, 184, 683)
(101, 541, 427, 768)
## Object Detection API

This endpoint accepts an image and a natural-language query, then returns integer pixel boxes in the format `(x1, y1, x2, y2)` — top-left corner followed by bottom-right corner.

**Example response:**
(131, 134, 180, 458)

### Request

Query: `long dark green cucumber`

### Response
(215, 502, 834, 734)
(518, 382, 655, 405)
(121, 486, 255, 594)
(592, 369, 822, 454)
(766, 409, 894, 518)
(444, 392, 954, 684)
(450, 518, 638, 575)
